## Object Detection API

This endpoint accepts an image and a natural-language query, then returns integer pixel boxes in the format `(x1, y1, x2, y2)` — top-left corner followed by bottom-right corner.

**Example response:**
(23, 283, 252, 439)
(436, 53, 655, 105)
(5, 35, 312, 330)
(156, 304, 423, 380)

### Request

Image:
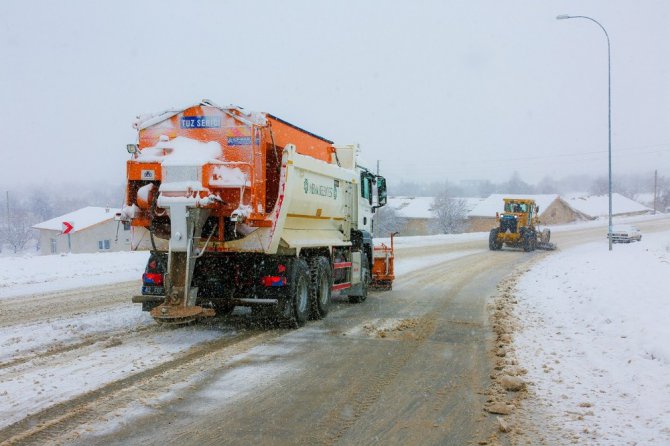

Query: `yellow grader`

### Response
(488, 198, 555, 251)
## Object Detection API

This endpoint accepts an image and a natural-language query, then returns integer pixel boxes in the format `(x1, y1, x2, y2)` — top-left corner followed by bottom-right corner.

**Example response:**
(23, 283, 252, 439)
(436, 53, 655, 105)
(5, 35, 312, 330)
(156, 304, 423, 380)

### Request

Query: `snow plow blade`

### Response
(371, 232, 397, 291)
(150, 304, 215, 325)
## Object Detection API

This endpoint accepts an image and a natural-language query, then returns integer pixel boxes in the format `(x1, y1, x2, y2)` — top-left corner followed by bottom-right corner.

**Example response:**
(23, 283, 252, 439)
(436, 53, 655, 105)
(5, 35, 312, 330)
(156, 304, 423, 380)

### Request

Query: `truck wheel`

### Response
(349, 253, 370, 303)
(523, 233, 534, 252)
(489, 228, 500, 250)
(309, 256, 332, 320)
(280, 258, 310, 327)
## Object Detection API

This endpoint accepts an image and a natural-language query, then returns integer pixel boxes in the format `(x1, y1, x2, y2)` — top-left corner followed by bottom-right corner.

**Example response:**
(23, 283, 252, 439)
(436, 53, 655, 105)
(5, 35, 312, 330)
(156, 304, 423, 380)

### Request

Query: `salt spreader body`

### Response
(120, 100, 389, 325)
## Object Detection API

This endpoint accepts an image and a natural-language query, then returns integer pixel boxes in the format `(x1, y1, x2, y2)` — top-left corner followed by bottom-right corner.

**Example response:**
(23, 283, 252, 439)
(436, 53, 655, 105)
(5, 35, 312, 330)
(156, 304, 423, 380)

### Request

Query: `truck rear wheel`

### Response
(309, 256, 332, 320)
(279, 258, 310, 327)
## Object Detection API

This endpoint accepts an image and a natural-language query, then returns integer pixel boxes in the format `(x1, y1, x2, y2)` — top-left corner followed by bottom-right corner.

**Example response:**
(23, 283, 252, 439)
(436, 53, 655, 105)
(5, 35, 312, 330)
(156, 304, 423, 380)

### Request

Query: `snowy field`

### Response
(514, 229, 670, 444)
(0, 251, 150, 299)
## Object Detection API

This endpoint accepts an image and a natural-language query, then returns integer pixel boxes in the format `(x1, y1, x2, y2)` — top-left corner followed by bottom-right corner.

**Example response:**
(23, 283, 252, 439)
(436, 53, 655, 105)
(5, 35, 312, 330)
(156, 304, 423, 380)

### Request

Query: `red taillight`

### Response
(262, 276, 286, 287)
(277, 264, 286, 273)
(143, 272, 164, 286)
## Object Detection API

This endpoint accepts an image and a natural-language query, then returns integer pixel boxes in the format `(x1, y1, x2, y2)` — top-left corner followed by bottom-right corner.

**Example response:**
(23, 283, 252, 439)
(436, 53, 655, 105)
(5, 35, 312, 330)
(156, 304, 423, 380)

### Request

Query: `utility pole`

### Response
(653, 170, 657, 215)
(376, 160, 380, 175)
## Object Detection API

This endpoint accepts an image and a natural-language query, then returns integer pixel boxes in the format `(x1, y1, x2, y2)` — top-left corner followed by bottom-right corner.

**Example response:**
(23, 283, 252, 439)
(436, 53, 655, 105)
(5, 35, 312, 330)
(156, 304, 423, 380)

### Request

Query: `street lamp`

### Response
(557, 14, 613, 251)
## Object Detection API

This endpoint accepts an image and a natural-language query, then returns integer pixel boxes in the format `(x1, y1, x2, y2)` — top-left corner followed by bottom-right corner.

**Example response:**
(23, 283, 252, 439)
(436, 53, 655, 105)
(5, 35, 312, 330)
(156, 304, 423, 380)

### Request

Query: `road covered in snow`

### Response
(0, 214, 667, 445)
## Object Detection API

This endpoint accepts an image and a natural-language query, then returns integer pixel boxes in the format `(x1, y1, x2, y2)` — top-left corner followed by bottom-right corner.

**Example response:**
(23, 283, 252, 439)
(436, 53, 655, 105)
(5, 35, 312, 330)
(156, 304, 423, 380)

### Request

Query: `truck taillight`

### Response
(143, 273, 164, 286)
(262, 276, 286, 287)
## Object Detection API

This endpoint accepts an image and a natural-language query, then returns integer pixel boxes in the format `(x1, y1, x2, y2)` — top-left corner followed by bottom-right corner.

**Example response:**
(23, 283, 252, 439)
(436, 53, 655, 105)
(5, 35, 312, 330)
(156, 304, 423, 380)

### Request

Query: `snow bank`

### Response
(514, 230, 670, 443)
(0, 251, 150, 299)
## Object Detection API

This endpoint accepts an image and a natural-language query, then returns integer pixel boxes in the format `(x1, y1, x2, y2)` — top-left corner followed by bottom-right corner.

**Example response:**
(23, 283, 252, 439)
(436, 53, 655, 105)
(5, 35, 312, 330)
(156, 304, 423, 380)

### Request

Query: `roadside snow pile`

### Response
(0, 251, 150, 299)
(514, 231, 670, 444)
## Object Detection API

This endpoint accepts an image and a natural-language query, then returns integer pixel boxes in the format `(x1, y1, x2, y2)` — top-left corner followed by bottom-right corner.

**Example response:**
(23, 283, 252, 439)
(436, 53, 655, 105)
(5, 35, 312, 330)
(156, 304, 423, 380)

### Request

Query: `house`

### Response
(466, 193, 653, 233)
(387, 196, 484, 236)
(387, 196, 436, 236)
(562, 193, 652, 218)
(32, 207, 132, 255)
(466, 194, 587, 232)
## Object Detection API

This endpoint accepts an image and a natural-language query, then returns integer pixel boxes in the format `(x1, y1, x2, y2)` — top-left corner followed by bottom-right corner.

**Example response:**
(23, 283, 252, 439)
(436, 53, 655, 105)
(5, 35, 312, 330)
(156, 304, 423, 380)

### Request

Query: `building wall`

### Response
(38, 220, 133, 255)
(465, 217, 496, 233)
(399, 218, 437, 236)
(539, 199, 586, 225)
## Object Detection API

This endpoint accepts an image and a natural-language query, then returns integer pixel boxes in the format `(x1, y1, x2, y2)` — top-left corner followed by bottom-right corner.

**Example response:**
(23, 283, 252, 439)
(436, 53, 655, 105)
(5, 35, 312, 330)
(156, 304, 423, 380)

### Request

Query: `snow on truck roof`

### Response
(32, 207, 120, 233)
(132, 99, 268, 131)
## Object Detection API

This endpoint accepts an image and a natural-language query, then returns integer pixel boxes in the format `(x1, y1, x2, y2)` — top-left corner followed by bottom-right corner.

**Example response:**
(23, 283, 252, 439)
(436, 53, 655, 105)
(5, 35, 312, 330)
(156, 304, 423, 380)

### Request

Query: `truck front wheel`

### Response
(489, 228, 502, 250)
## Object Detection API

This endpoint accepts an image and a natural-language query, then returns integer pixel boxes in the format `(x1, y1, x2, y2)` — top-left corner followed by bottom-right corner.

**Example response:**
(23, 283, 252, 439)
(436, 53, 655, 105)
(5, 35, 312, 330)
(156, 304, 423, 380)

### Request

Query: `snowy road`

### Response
(0, 217, 668, 445)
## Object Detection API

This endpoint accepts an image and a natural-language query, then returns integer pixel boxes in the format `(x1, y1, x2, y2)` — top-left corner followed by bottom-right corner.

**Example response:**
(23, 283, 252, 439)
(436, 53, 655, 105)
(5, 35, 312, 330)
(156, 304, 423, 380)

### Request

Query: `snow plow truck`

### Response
(488, 198, 555, 252)
(121, 100, 388, 326)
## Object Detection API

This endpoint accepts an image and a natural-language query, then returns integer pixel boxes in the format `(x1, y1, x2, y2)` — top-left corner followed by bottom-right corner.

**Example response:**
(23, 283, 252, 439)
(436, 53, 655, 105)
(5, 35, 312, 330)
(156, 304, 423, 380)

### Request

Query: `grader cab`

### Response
(488, 198, 555, 252)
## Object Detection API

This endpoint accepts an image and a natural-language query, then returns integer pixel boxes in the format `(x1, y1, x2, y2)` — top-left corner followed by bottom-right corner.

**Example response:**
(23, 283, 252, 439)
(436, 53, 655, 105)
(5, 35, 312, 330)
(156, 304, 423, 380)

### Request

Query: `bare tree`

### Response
(373, 205, 406, 238)
(1, 212, 34, 253)
(431, 191, 467, 234)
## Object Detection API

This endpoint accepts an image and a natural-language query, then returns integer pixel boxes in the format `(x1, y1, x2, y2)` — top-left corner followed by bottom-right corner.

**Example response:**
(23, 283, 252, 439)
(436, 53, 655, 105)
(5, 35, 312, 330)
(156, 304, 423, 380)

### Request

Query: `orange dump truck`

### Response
(121, 100, 390, 325)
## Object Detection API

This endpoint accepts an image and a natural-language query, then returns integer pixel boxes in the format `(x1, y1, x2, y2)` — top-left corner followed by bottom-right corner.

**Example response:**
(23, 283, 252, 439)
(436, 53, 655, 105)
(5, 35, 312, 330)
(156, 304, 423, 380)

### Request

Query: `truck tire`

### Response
(279, 258, 310, 327)
(489, 228, 498, 251)
(489, 228, 501, 250)
(309, 256, 332, 320)
(523, 232, 534, 252)
(349, 253, 370, 303)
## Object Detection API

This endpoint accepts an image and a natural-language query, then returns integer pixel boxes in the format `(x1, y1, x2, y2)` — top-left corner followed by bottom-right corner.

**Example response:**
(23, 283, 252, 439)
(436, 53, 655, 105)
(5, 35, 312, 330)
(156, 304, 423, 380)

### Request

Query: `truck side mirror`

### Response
(376, 176, 387, 207)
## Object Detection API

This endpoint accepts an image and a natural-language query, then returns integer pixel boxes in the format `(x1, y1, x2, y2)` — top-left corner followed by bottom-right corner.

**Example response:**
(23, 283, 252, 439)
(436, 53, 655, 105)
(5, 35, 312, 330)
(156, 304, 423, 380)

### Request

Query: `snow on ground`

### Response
(0, 215, 667, 436)
(0, 316, 228, 429)
(514, 229, 670, 444)
(0, 251, 150, 299)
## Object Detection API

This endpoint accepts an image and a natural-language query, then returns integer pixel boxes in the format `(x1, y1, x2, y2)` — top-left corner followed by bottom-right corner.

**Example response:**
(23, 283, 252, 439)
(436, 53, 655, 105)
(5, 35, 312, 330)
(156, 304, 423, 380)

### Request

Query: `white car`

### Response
(607, 225, 642, 243)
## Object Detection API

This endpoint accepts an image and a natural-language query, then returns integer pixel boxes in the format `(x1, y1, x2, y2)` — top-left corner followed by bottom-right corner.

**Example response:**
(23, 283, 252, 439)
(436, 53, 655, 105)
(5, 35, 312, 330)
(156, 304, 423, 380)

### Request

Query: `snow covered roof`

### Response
(33, 207, 120, 233)
(132, 99, 267, 130)
(388, 197, 434, 219)
(468, 194, 560, 218)
(562, 193, 651, 217)
(388, 196, 484, 219)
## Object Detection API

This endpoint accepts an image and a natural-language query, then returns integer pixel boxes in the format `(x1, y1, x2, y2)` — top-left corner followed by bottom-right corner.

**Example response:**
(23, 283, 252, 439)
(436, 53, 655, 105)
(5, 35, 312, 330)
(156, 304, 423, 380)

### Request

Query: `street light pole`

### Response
(557, 14, 613, 251)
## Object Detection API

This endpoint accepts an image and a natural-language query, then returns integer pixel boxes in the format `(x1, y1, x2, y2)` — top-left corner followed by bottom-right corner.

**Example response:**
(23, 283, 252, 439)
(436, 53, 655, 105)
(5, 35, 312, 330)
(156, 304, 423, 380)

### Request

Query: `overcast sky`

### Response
(1, 1, 668, 192)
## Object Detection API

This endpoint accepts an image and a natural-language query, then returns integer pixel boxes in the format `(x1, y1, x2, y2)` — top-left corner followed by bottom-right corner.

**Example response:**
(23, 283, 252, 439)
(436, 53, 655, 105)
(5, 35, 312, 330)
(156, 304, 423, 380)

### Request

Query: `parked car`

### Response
(607, 225, 642, 243)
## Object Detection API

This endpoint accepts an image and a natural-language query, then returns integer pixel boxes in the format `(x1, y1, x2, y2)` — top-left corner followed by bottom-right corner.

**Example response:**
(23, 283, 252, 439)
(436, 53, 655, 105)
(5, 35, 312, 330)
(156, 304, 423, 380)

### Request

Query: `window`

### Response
(360, 173, 373, 204)
(50, 238, 57, 254)
(98, 240, 111, 250)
